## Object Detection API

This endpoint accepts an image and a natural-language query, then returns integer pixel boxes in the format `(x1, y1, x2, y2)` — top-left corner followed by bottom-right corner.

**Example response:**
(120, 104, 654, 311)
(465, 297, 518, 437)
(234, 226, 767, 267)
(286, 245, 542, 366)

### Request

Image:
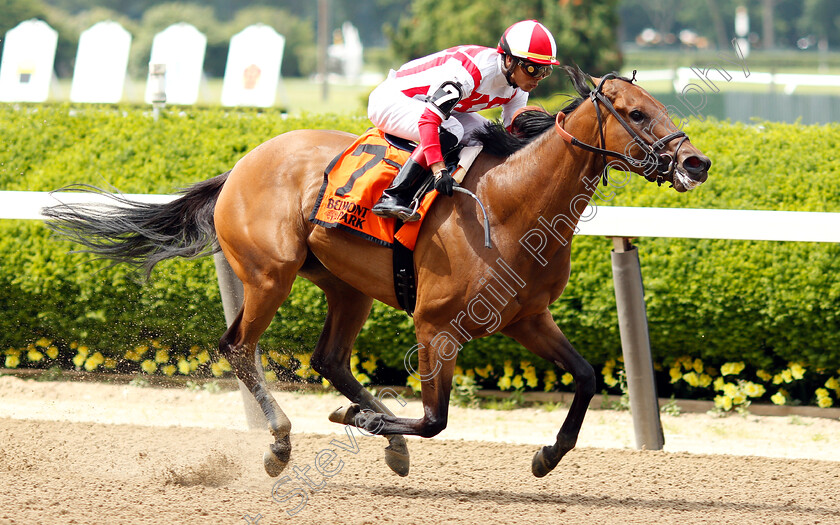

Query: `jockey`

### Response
(368, 19, 560, 221)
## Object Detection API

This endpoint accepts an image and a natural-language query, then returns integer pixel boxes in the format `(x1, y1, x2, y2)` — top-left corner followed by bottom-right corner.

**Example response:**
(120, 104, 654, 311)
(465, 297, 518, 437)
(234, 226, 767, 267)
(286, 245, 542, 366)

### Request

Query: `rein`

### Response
(554, 73, 688, 186)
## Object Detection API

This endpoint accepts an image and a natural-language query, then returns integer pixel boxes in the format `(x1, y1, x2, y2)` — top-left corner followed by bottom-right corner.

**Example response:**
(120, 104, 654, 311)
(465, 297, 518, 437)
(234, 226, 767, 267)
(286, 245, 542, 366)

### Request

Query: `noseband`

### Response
(554, 72, 687, 186)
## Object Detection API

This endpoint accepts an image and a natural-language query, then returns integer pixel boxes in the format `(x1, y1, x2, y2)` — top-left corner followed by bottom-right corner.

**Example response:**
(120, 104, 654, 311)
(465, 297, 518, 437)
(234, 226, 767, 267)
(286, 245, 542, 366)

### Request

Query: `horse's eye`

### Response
(629, 109, 645, 122)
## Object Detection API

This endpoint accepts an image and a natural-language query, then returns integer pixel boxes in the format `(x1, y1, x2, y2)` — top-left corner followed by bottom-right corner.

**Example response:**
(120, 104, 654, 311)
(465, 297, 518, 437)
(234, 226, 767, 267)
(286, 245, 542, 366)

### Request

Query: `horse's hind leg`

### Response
(503, 310, 596, 477)
(308, 277, 410, 476)
(219, 276, 298, 477)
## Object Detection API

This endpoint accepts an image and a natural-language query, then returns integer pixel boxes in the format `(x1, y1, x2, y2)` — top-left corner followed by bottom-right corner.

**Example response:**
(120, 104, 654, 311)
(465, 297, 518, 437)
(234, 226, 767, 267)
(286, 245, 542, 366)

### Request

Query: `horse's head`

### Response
(565, 67, 711, 192)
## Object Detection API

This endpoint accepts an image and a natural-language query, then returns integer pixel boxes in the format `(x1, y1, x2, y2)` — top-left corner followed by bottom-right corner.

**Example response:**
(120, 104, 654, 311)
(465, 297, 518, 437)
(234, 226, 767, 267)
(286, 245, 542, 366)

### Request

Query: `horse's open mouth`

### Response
(673, 167, 704, 192)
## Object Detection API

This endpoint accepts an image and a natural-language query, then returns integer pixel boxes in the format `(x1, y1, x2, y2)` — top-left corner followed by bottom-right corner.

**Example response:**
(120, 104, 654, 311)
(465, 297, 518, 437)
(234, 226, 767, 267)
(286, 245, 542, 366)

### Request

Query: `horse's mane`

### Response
(471, 66, 632, 157)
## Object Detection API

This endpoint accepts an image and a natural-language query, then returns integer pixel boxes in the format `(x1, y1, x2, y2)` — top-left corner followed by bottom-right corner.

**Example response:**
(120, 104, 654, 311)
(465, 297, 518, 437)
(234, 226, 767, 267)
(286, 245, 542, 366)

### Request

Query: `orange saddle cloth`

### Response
(309, 127, 438, 250)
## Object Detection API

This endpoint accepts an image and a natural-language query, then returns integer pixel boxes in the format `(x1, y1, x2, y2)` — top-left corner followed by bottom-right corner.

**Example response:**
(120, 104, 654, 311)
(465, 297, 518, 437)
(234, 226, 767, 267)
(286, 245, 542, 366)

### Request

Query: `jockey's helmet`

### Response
(497, 20, 560, 66)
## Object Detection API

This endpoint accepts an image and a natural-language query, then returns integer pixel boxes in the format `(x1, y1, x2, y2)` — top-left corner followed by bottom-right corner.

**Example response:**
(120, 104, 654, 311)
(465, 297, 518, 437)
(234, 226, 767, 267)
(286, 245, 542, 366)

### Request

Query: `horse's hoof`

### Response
(384, 436, 410, 477)
(264, 435, 291, 477)
(328, 404, 361, 425)
(264, 449, 288, 477)
(531, 446, 555, 478)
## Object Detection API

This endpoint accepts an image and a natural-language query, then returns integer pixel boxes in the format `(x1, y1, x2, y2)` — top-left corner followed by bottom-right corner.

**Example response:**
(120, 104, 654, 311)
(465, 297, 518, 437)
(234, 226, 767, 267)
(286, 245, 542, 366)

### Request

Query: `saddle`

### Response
(309, 127, 481, 315)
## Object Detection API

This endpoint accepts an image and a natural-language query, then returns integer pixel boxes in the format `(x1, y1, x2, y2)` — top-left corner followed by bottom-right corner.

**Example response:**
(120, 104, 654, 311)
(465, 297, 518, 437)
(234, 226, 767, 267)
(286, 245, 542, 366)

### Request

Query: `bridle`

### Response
(554, 72, 688, 186)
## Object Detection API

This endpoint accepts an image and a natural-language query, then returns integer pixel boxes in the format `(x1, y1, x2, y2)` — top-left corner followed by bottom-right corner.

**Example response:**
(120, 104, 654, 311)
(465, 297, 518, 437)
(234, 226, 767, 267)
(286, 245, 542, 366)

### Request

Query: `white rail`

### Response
(4, 191, 839, 447)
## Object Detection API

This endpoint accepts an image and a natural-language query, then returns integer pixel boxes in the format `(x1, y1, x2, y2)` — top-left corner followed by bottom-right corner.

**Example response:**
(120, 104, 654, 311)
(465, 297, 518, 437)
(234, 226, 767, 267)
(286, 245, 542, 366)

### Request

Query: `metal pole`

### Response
(213, 251, 268, 430)
(610, 237, 664, 450)
(318, 0, 329, 102)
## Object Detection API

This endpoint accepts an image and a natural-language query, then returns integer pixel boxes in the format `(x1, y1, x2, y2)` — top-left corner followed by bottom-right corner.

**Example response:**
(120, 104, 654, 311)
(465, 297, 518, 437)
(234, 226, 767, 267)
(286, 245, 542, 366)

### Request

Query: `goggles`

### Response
(519, 60, 553, 79)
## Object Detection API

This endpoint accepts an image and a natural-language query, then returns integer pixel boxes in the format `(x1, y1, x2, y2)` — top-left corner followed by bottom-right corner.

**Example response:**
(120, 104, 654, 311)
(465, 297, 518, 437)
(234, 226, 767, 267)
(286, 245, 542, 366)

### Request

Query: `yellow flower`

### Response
(155, 349, 169, 364)
(134, 345, 149, 358)
(189, 346, 200, 356)
(141, 360, 157, 374)
(720, 362, 745, 376)
(189, 359, 199, 371)
(692, 358, 703, 373)
(177, 359, 191, 375)
(543, 370, 557, 391)
(698, 374, 713, 388)
(722, 383, 739, 398)
(789, 363, 806, 380)
(772, 373, 783, 385)
(406, 374, 422, 393)
(161, 364, 176, 376)
(27, 349, 44, 362)
(217, 357, 232, 372)
(70, 342, 79, 350)
(265, 370, 278, 382)
(683, 372, 700, 388)
(46, 346, 59, 359)
(349, 354, 360, 368)
(771, 390, 787, 405)
(104, 358, 117, 369)
(780, 370, 793, 383)
(475, 364, 493, 378)
(511, 375, 524, 390)
(732, 391, 747, 405)
(561, 372, 573, 386)
(35, 338, 51, 348)
(815, 388, 830, 399)
(713, 376, 726, 391)
(5, 354, 20, 368)
(72, 352, 86, 368)
(465, 368, 475, 379)
(825, 377, 840, 395)
(210, 362, 224, 377)
(523, 367, 539, 388)
(756, 369, 772, 382)
(151, 339, 162, 349)
(362, 357, 377, 374)
(197, 350, 210, 364)
(817, 396, 833, 408)
(669, 366, 682, 383)
(714, 395, 733, 411)
(453, 365, 464, 377)
(353, 372, 371, 385)
(497, 375, 512, 390)
(603, 373, 618, 388)
(260, 354, 269, 368)
(743, 382, 766, 398)
(503, 360, 514, 378)
(83, 352, 105, 371)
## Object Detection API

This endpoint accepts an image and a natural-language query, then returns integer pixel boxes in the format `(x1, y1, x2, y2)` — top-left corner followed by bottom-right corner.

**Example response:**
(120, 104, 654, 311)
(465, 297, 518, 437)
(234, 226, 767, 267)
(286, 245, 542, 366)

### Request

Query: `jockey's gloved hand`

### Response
(434, 168, 454, 197)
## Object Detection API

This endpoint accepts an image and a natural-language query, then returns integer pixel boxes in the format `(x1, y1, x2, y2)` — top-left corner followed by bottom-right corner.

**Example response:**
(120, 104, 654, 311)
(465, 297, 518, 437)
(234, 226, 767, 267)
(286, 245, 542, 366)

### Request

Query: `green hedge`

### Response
(2, 104, 839, 407)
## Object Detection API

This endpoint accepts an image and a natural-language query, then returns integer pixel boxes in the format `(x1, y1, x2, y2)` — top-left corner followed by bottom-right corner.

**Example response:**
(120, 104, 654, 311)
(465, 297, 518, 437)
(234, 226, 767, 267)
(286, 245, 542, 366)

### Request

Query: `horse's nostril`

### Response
(683, 155, 708, 174)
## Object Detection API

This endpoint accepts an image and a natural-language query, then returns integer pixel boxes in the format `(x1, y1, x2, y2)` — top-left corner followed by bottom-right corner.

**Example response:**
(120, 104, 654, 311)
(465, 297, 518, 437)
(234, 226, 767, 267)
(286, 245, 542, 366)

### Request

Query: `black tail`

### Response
(42, 171, 230, 279)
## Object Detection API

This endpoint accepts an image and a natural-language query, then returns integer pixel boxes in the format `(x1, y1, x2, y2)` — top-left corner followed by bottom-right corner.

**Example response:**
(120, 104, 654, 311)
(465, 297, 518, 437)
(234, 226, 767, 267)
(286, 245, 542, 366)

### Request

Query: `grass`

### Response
(47, 76, 373, 116)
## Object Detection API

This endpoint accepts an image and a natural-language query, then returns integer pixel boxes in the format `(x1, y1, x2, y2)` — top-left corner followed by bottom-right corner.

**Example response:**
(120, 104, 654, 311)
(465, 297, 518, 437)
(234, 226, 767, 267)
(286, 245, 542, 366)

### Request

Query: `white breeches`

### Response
(368, 74, 488, 145)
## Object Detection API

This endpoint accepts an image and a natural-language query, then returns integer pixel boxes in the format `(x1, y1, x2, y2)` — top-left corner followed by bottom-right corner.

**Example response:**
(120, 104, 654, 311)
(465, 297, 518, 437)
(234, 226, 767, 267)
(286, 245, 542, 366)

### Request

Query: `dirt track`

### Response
(1, 376, 839, 524)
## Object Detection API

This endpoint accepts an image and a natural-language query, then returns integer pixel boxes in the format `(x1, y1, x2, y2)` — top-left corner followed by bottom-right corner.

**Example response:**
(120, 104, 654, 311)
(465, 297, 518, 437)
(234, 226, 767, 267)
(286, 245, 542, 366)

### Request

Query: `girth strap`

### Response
(392, 238, 417, 315)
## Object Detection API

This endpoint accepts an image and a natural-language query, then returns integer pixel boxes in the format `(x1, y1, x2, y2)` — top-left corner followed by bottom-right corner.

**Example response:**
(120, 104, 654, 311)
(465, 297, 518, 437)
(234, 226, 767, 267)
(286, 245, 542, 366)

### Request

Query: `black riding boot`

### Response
(372, 157, 428, 222)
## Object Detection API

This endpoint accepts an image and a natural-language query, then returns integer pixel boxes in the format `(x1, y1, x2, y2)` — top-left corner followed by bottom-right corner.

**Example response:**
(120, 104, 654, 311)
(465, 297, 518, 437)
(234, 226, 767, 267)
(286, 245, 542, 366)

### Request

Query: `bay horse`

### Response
(44, 67, 710, 479)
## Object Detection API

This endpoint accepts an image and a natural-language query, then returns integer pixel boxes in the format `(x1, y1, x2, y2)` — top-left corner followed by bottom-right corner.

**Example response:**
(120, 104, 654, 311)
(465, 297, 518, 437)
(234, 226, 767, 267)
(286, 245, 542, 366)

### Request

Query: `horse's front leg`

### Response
(503, 310, 596, 477)
(335, 324, 457, 439)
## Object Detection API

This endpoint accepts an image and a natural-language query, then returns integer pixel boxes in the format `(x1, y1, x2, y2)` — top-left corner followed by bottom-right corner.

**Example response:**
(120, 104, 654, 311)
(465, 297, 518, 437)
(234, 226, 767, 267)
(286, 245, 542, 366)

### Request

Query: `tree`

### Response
(0, 0, 48, 58)
(386, 0, 622, 96)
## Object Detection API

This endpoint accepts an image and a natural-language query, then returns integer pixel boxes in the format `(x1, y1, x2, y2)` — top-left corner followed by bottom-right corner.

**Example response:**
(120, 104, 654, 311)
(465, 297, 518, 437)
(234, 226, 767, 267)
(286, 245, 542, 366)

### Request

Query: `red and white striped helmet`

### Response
(497, 20, 560, 65)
